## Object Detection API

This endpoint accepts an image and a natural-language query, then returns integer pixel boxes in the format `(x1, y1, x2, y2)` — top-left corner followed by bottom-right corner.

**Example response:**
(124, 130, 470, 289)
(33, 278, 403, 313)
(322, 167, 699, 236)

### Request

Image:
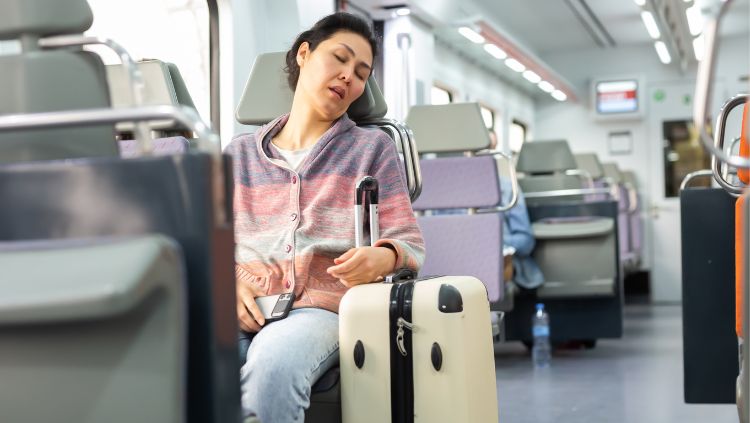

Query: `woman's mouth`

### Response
(329, 86, 344, 100)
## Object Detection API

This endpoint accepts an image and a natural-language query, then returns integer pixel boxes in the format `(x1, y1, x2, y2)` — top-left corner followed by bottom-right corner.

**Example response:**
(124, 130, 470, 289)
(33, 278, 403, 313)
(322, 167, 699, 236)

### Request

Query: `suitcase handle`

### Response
(354, 176, 379, 247)
(384, 267, 417, 283)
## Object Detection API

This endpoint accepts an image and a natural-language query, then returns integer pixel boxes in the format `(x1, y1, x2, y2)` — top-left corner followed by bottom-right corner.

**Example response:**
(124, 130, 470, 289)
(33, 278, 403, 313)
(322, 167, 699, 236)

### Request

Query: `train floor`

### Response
(494, 304, 738, 422)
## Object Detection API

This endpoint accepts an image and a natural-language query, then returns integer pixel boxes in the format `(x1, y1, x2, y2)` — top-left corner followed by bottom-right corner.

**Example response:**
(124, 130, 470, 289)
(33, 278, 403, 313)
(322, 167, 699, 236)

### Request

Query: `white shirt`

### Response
(271, 142, 312, 172)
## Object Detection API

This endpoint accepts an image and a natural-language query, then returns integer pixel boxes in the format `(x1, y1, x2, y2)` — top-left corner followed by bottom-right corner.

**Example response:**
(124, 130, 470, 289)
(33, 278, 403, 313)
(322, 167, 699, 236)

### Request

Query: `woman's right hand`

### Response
(236, 280, 266, 333)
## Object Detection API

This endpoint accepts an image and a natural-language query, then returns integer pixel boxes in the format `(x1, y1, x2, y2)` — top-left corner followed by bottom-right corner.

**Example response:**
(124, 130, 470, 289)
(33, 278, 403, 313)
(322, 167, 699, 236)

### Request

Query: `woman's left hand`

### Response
(326, 246, 397, 287)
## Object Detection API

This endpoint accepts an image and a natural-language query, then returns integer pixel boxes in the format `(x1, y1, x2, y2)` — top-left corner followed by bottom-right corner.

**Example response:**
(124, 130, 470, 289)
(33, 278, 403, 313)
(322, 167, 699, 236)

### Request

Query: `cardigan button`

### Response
(291, 176, 297, 184)
(285, 244, 292, 253)
(290, 213, 298, 221)
(285, 280, 291, 289)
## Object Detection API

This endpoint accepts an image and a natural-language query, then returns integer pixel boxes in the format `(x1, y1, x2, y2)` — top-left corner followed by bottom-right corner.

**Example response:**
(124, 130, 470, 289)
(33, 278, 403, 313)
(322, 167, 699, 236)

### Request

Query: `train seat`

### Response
(406, 102, 513, 310)
(0, 1, 240, 420)
(0, 0, 118, 163)
(574, 152, 608, 201)
(602, 162, 637, 271)
(108, 59, 200, 156)
(622, 170, 643, 268)
(517, 141, 618, 299)
(0, 235, 186, 423)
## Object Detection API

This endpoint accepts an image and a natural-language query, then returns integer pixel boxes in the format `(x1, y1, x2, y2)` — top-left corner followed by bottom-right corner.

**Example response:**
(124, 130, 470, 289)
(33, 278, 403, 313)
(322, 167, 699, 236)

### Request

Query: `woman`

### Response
(225, 12, 425, 423)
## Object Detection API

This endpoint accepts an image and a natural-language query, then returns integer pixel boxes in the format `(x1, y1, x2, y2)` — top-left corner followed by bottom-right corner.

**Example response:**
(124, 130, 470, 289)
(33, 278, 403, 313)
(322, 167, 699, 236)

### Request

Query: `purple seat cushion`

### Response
(413, 155, 500, 211)
(417, 213, 504, 303)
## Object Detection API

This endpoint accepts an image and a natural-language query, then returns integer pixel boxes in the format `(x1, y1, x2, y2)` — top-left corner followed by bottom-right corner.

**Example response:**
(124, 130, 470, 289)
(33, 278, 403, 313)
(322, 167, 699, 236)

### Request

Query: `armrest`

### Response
(0, 235, 184, 325)
(532, 217, 614, 239)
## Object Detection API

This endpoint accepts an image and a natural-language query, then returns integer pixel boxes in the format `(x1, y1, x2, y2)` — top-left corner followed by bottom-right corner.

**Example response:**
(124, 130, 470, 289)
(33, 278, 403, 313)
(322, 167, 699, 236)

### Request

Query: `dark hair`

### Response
(284, 12, 378, 90)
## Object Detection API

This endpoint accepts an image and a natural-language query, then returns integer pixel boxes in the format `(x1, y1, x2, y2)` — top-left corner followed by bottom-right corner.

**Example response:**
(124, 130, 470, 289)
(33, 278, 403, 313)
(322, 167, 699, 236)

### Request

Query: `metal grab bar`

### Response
(360, 118, 422, 202)
(0, 105, 226, 226)
(623, 182, 639, 214)
(475, 150, 519, 212)
(679, 169, 715, 192)
(39, 35, 152, 154)
(523, 187, 613, 200)
(712, 94, 750, 195)
(693, 0, 750, 170)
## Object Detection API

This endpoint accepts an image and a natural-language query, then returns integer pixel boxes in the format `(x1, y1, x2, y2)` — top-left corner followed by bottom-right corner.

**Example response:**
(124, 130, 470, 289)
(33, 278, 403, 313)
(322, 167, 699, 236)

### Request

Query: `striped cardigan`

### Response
(227, 114, 425, 313)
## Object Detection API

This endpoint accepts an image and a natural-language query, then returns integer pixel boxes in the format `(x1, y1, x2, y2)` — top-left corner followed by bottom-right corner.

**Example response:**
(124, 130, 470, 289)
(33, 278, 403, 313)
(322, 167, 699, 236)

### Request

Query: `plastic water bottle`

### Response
(532, 303, 551, 368)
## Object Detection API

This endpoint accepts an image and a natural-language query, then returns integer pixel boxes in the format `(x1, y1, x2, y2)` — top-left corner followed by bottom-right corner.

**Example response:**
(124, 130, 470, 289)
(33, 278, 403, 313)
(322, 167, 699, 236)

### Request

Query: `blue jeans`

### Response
(238, 307, 339, 423)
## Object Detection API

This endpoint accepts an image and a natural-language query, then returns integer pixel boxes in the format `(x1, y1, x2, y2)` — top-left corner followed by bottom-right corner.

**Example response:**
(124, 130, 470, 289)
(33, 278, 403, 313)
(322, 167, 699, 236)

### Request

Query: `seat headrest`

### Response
(405, 103, 491, 154)
(516, 140, 577, 173)
(0, 0, 93, 40)
(601, 162, 623, 183)
(235, 51, 386, 126)
(574, 153, 604, 179)
(106, 60, 197, 131)
(621, 170, 638, 188)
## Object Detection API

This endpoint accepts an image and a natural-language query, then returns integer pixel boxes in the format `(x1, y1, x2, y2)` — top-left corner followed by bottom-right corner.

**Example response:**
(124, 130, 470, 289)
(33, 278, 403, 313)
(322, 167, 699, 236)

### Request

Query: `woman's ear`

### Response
(296, 41, 310, 68)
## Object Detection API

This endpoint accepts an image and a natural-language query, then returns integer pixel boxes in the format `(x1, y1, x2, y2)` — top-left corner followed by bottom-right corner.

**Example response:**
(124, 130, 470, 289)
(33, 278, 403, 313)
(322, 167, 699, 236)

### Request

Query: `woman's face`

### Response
(296, 31, 373, 121)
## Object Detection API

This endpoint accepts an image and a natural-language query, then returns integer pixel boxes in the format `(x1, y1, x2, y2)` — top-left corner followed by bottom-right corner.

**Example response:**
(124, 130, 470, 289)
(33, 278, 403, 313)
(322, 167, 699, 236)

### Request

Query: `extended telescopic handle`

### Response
(354, 176, 380, 248)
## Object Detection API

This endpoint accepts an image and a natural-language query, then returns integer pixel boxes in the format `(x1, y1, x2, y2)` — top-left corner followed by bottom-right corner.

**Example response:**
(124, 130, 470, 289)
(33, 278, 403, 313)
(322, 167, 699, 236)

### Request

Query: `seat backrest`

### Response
(737, 102, 749, 338)
(0, 0, 117, 163)
(406, 103, 507, 305)
(235, 51, 386, 126)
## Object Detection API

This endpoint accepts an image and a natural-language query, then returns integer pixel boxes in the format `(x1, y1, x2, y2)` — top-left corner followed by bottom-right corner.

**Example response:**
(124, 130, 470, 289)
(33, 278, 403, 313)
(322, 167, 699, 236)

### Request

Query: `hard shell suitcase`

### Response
(340, 177, 499, 423)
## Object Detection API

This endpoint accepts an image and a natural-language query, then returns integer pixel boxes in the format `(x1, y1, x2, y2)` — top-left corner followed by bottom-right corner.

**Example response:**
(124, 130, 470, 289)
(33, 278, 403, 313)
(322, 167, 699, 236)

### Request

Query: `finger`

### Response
(237, 301, 261, 332)
(333, 248, 357, 264)
(328, 250, 365, 275)
(243, 295, 266, 327)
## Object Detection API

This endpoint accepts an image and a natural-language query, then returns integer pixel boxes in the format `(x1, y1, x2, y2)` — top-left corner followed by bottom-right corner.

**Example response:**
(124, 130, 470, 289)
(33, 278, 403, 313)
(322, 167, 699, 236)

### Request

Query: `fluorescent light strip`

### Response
(686, 5, 703, 36)
(538, 80, 555, 93)
(395, 8, 411, 16)
(522, 70, 541, 83)
(693, 34, 705, 61)
(458, 27, 485, 44)
(483, 43, 507, 60)
(640, 11, 661, 39)
(504, 58, 525, 72)
(654, 41, 671, 64)
(633, 0, 646, 5)
(551, 90, 567, 101)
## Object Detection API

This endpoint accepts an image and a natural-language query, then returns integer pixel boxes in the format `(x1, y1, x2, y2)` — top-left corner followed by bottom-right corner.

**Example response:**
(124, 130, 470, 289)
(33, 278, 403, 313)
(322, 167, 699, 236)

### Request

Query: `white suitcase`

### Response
(340, 177, 499, 423)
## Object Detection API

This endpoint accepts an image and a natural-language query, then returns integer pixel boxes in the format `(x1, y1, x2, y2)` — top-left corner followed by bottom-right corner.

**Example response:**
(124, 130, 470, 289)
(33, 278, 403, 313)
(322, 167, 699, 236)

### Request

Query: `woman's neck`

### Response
(272, 93, 335, 151)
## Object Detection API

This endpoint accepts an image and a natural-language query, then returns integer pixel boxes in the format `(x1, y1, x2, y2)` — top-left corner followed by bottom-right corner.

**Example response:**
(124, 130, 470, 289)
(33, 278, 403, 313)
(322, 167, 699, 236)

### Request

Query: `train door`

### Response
(647, 81, 725, 302)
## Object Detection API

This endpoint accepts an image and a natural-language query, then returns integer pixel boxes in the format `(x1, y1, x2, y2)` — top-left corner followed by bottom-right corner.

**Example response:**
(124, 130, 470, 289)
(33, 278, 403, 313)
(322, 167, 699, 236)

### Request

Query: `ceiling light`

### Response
(458, 27, 485, 44)
(654, 41, 672, 63)
(483, 43, 507, 60)
(538, 80, 555, 93)
(395, 8, 411, 16)
(522, 70, 542, 84)
(693, 34, 705, 61)
(504, 58, 525, 72)
(633, 0, 646, 5)
(640, 11, 661, 39)
(686, 5, 704, 35)
(551, 90, 567, 101)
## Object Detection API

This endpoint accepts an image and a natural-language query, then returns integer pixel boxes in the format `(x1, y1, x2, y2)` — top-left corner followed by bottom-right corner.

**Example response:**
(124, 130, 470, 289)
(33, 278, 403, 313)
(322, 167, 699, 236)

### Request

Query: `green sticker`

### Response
(654, 90, 666, 102)
(683, 94, 691, 105)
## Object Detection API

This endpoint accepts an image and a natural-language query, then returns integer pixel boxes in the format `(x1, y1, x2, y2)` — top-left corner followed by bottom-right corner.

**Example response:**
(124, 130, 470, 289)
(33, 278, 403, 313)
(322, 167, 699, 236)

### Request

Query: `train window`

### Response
(662, 119, 711, 197)
(509, 119, 527, 153)
(480, 105, 495, 130)
(85, 0, 211, 124)
(431, 85, 452, 105)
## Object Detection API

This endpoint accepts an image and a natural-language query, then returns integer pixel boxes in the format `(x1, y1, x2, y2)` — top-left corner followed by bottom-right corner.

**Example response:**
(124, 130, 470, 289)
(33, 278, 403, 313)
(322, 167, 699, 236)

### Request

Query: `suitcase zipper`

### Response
(396, 317, 414, 356)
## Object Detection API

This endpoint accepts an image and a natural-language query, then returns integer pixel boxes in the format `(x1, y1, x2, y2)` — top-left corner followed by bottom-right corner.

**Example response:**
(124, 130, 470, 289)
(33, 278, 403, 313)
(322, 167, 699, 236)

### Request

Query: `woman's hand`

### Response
(326, 246, 397, 287)
(236, 280, 266, 333)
